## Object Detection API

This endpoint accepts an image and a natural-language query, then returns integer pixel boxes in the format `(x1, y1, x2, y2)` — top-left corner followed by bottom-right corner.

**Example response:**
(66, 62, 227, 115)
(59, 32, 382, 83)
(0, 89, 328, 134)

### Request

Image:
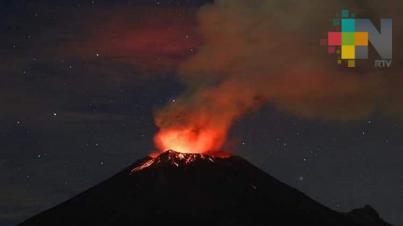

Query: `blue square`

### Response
(342, 19, 355, 32)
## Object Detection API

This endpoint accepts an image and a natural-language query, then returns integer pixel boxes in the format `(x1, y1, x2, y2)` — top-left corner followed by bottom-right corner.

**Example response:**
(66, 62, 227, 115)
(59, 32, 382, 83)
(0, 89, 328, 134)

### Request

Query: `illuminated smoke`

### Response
(154, 0, 403, 153)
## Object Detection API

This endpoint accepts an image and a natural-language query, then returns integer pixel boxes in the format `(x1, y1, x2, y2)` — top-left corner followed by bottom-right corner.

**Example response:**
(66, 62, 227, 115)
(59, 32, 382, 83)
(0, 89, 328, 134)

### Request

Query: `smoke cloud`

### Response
(154, 0, 403, 152)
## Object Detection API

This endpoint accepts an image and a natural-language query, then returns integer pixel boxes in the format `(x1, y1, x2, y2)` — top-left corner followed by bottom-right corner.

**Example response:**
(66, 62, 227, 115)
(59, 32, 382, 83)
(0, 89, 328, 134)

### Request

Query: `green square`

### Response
(342, 32, 355, 45)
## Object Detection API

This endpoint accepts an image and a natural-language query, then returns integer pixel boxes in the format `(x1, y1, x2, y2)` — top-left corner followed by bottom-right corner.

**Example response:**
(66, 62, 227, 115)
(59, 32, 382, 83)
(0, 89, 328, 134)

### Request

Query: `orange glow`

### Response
(132, 150, 231, 173)
(154, 127, 225, 154)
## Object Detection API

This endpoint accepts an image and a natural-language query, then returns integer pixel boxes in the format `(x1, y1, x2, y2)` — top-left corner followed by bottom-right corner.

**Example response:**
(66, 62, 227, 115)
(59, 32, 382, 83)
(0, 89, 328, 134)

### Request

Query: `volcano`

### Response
(19, 150, 390, 226)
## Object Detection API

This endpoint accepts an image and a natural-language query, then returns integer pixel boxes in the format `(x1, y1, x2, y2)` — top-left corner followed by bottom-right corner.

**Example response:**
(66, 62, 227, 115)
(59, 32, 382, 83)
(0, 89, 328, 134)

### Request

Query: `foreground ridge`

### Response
(19, 150, 391, 226)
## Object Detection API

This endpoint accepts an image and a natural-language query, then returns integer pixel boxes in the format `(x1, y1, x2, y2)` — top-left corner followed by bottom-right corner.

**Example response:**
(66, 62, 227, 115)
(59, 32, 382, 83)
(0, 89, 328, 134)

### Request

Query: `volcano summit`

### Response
(19, 150, 390, 226)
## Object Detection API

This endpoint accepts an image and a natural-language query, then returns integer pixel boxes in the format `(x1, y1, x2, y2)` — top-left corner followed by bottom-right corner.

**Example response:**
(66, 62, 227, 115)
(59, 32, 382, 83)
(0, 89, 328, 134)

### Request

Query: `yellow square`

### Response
(355, 32, 368, 46)
(337, 59, 342, 64)
(347, 60, 355, 68)
(342, 45, 355, 59)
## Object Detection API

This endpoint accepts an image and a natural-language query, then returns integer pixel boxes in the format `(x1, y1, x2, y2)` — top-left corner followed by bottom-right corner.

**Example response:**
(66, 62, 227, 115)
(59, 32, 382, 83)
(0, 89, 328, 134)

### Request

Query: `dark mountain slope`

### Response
(19, 150, 391, 226)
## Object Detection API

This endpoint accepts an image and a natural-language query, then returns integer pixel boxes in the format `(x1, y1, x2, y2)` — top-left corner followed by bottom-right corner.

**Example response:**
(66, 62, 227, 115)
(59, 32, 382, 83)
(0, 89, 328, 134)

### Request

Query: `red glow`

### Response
(154, 127, 225, 154)
(61, 7, 201, 73)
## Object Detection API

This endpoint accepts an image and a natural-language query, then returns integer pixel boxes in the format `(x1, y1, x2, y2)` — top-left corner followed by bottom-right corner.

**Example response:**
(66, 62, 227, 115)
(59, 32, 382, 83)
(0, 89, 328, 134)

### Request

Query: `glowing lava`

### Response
(154, 127, 225, 154)
(132, 149, 231, 173)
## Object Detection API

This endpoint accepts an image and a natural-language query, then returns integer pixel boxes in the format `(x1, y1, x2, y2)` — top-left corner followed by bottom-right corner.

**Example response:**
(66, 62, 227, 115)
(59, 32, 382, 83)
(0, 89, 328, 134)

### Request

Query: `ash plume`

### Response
(154, 0, 403, 152)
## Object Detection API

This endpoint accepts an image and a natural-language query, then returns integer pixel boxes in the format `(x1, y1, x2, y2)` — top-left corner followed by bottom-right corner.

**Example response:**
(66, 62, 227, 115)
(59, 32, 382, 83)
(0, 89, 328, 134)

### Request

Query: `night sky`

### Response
(1, 0, 403, 225)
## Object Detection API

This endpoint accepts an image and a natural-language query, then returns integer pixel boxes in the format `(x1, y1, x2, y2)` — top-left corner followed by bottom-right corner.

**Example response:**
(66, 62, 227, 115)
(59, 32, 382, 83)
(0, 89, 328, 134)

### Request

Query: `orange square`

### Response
(355, 32, 368, 46)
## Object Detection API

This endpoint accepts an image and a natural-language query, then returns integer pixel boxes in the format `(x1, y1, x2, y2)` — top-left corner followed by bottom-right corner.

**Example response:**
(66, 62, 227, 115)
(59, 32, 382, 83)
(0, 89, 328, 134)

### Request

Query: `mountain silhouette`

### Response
(19, 150, 391, 226)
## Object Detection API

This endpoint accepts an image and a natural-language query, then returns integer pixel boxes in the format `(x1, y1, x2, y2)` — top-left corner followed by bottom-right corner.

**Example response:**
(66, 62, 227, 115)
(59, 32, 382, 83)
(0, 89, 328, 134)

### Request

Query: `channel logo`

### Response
(321, 9, 392, 68)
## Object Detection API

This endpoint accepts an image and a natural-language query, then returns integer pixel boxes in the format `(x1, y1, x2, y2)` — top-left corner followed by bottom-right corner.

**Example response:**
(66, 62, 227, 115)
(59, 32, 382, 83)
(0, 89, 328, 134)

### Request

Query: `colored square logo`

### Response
(320, 9, 392, 68)
(354, 32, 368, 46)
(342, 19, 355, 32)
(342, 45, 355, 59)
(342, 32, 355, 45)
(328, 32, 341, 46)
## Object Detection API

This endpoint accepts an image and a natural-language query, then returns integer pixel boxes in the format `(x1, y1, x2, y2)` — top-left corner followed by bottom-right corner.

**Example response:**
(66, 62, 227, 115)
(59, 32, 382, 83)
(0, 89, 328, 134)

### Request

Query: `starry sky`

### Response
(1, 0, 403, 225)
